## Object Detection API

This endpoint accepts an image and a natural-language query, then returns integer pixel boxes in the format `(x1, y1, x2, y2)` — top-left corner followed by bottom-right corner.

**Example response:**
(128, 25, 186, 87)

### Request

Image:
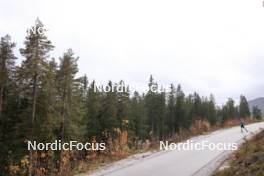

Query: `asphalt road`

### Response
(87, 122, 264, 176)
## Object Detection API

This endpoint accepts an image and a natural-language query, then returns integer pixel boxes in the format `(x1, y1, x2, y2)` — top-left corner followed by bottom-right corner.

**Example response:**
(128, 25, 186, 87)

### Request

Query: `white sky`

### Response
(1, 0, 264, 104)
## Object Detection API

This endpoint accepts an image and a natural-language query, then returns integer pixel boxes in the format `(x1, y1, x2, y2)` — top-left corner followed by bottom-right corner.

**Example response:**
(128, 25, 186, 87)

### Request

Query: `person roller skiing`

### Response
(240, 120, 248, 133)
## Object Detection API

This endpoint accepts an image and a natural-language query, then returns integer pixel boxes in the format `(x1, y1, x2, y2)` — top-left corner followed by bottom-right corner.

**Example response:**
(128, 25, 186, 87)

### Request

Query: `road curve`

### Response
(85, 122, 264, 176)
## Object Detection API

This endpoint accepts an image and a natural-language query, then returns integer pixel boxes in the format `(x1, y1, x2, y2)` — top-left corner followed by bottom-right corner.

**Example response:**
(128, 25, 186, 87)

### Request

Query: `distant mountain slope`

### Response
(248, 97, 264, 114)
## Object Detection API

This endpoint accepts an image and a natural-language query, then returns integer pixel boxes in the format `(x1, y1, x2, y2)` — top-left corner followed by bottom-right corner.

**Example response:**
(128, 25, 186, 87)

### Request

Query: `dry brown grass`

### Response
(214, 130, 264, 176)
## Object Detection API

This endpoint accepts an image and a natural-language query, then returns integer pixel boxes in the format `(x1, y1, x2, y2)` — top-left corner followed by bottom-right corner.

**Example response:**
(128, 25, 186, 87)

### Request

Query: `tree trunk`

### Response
(59, 90, 66, 175)
(0, 56, 6, 116)
(29, 73, 37, 176)
(32, 73, 37, 126)
(0, 85, 3, 116)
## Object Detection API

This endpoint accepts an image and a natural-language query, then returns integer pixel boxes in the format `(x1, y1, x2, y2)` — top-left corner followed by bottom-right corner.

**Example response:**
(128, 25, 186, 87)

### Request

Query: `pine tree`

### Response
(19, 19, 54, 137)
(18, 19, 54, 176)
(239, 95, 251, 118)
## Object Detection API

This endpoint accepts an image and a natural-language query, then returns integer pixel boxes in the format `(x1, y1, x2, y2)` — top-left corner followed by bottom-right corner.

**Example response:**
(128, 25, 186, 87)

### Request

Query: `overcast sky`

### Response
(1, 0, 264, 104)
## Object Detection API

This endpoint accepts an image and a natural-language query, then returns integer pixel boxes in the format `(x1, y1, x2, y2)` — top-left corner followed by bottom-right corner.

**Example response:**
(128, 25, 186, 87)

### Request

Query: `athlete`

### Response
(240, 120, 248, 133)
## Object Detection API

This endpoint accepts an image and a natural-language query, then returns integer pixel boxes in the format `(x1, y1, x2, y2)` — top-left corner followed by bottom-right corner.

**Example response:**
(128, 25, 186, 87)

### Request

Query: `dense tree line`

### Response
(0, 19, 260, 176)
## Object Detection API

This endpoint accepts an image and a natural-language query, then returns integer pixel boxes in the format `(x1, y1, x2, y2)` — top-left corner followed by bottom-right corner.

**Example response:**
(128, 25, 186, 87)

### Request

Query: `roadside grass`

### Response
(213, 129, 264, 176)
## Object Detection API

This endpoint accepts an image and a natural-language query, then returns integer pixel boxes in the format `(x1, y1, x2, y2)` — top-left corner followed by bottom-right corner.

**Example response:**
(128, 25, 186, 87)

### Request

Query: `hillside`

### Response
(248, 97, 264, 114)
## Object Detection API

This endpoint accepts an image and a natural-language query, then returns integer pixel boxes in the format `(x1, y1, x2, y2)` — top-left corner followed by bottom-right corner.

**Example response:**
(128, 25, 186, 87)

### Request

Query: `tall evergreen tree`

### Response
(145, 75, 157, 139)
(0, 34, 17, 175)
(0, 35, 16, 115)
(157, 90, 166, 140)
(56, 49, 85, 174)
(129, 91, 148, 148)
(166, 84, 175, 137)
(207, 94, 217, 125)
(19, 18, 54, 137)
(192, 92, 202, 120)
(239, 95, 251, 118)
(116, 80, 130, 131)
(85, 80, 102, 141)
(56, 49, 82, 141)
(100, 81, 118, 143)
(18, 19, 54, 175)
(222, 98, 236, 122)
(175, 84, 185, 131)
(37, 58, 58, 142)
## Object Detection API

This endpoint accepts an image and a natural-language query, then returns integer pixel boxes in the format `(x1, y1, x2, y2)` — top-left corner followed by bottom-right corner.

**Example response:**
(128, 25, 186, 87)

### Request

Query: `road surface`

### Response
(82, 122, 264, 176)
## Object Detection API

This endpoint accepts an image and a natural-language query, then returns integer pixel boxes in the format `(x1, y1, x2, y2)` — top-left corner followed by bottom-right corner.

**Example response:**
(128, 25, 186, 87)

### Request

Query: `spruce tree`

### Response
(145, 75, 158, 139)
(129, 91, 148, 148)
(156, 90, 166, 140)
(0, 35, 16, 115)
(56, 49, 83, 141)
(207, 94, 217, 125)
(37, 58, 58, 142)
(85, 80, 102, 141)
(56, 49, 85, 174)
(100, 81, 118, 143)
(166, 84, 175, 137)
(175, 84, 185, 131)
(0, 34, 17, 175)
(239, 95, 251, 118)
(226, 98, 236, 120)
(193, 92, 202, 120)
(116, 80, 130, 131)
